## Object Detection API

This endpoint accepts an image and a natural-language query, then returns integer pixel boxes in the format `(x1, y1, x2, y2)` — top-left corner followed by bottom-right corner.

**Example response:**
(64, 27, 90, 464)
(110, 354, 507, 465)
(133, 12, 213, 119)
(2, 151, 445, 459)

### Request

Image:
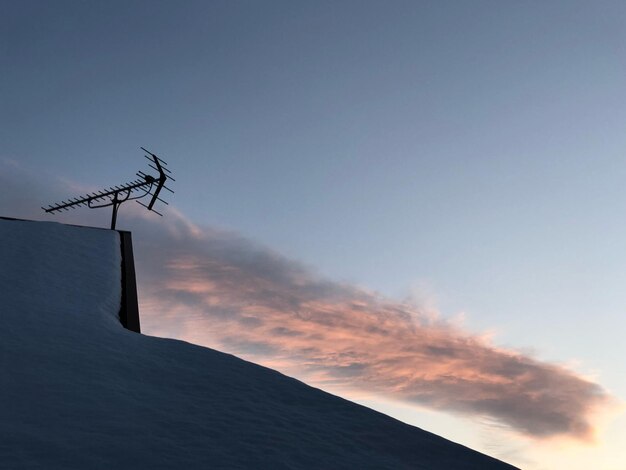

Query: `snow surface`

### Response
(0, 218, 518, 469)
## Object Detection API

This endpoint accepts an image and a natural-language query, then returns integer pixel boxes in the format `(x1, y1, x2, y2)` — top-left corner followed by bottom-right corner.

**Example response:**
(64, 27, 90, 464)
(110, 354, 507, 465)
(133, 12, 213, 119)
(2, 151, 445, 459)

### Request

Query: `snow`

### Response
(0, 218, 518, 469)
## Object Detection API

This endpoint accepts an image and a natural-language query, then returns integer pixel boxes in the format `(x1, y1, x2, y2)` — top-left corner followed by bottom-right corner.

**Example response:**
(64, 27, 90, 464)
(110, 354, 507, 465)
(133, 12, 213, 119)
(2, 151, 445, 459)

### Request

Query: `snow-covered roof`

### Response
(0, 218, 517, 469)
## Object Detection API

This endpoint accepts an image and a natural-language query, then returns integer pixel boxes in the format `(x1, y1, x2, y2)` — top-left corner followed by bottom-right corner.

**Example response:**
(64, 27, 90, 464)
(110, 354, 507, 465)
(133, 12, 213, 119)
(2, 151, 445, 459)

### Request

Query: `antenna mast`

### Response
(42, 148, 174, 230)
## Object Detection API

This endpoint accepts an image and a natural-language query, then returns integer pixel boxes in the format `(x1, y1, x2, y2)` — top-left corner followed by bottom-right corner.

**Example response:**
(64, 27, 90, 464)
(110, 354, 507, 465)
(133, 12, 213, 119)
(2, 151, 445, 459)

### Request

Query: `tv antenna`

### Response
(42, 147, 174, 230)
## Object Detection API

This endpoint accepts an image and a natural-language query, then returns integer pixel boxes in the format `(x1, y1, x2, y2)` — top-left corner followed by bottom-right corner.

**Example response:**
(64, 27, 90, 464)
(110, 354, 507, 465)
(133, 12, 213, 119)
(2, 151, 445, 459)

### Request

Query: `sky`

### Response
(2, 1, 626, 468)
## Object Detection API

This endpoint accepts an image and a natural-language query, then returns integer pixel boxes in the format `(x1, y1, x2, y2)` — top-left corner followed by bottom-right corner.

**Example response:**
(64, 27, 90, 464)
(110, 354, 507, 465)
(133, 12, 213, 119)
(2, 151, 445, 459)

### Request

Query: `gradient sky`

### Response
(3, 1, 626, 468)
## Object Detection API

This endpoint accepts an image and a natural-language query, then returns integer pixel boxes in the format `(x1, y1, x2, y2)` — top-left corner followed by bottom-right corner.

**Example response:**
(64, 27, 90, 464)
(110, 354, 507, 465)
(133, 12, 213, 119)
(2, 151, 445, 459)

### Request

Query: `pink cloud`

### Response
(133, 212, 612, 441)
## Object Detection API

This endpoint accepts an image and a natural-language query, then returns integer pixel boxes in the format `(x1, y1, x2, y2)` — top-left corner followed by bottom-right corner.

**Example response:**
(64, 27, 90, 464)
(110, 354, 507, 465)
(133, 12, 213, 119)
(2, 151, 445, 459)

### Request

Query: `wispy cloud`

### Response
(1, 159, 613, 441)
(133, 210, 612, 441)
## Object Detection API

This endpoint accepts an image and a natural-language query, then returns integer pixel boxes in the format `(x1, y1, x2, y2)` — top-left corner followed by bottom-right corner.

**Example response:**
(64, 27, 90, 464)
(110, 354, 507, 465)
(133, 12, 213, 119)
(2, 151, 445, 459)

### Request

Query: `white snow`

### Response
(0, 218, 518, 469)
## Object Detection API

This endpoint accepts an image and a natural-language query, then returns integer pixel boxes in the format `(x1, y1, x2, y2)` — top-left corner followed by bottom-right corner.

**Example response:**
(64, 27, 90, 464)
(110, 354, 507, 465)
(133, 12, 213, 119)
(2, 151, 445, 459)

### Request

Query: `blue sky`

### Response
(3, 1, 626, 468)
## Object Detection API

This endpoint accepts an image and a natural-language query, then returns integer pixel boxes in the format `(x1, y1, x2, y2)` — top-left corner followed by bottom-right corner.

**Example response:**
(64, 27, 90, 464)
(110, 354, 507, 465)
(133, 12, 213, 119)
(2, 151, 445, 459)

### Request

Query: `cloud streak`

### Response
(0, 159, 613, 441)
(133, 211, 611, 441)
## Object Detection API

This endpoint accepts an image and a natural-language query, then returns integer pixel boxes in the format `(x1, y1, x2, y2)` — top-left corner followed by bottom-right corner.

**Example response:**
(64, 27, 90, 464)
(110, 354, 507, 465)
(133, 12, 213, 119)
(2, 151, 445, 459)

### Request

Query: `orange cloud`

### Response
(133, 214, 612, 441)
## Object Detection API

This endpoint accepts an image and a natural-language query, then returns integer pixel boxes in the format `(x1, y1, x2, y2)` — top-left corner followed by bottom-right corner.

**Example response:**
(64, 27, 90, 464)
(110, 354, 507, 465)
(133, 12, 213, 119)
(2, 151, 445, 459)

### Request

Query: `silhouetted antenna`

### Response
(42, 148, 174, 230)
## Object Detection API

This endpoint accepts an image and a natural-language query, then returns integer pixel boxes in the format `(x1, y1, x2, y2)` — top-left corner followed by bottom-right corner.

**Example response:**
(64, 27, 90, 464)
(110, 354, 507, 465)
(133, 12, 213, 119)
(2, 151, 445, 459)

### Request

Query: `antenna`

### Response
(42, 148, 174, 230)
